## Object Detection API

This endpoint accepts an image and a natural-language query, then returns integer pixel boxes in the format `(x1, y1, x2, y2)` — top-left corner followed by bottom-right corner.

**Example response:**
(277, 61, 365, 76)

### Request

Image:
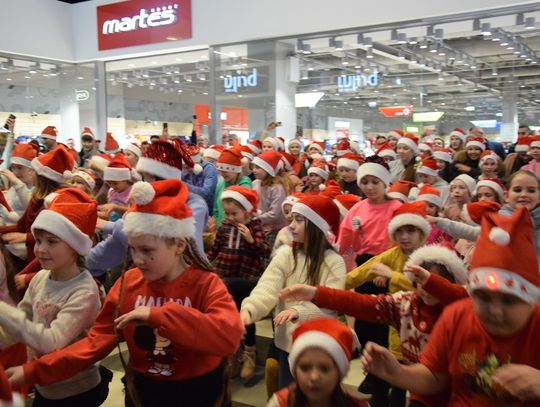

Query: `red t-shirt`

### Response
(421, 298, 540, 406)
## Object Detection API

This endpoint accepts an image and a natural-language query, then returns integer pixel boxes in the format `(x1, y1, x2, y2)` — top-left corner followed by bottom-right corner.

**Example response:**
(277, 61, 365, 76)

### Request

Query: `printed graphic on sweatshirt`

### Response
(35, 301, 61, 326)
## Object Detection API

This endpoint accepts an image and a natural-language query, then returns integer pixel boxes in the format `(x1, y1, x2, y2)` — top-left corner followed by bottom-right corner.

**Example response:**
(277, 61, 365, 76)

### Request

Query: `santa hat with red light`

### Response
(466, 137, 486, 151)
(334, 194, 361, 219)
(387, 129, 404, 140)
(124, 179, 195, 239)
(461, 201, 501, 226)
(306, 140, 325, 155)
(388, 180, 417, 203)
(216, 147, 243, 174)
(449, 128, 467, 144)
(475, 178, 505, 202)
(203, 144, 225, 161)
(416, 184, 442, 208)
(104, 153, 139, 182)
(451, 174, 477, 196)
(281, 192, 305, 213)
(291, 194, 341, 239)
(337, 152, 363, 171)
(515, 135, 532, 153)
(31, 188, 97, 255)
(433, 148, 453, 163)
(397, 133, 419, 154)
(416, 158, 439, 177)
(280, 151, 297, 171)
(105, 132, 120, 154)
(252, 150, 283, 177)
(263, 137, 281, 151)
(288, 318, 359, 378)
(468, 208, 539, 304)
(307, 158, 329, 181)
(336, 140, 351, 156)
(0, 362, 24, 407)
(81, 127, 94, 140)
(136, 140, 185, 180)
(72, 169, 97, 190)
(357, 156, 392, 187)
(479, 150, 499, 167)
(10, 143, 38, 168)
(124, 142, 142, 158)
(388, 201, 431, 242)
(40, 125, 58, 141)
(31, 144, 75, 183)
(375, 142, 397, 160)
(247, 139, 263, 155)
(405, 244, 468, 285)
(221, 186, 259, 214)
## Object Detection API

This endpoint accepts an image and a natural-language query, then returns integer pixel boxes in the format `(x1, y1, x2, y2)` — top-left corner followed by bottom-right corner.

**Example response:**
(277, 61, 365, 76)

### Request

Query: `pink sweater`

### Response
(521, 160, 540, 178)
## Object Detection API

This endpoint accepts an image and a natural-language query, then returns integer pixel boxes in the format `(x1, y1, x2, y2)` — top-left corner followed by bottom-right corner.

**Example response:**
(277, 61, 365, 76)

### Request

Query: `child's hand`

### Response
(492, 364, 540, 401)
(279, 284, 316, 302)
(114, 306, 151, 330)
(237, 224, 254, 244)
(14, 275, 26, 290)
(373, 276, 388, 287)
(273, 308, 299, 326)
(207, 217, 216, 234)
(426, 215, 439, 225)
(404, 265, 430, 286)
(6, 365, 24, 386)
(95, 218, 108, 231)
(240, 309, 253, 326)
(98, 204, 115, 217)
(371, 262, 393, 279)
(0, 169, 19, 184)
(2, 232, 26, 244)
(361, 341, 402, 382)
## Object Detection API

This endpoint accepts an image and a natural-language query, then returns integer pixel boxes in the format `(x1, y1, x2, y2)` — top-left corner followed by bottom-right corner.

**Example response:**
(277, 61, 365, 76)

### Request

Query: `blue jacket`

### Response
(87, 192, 209, 277)
(182, 161, 218, 216)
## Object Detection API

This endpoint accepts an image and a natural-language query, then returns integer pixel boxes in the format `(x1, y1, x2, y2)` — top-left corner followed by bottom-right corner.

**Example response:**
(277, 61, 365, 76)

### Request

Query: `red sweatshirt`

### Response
(24, 266, 243, 385)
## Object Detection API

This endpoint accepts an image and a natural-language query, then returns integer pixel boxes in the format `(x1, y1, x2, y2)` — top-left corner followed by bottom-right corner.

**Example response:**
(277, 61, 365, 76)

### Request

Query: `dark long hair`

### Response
(288, 383, 356, 407)
(291, 220, 335, 286)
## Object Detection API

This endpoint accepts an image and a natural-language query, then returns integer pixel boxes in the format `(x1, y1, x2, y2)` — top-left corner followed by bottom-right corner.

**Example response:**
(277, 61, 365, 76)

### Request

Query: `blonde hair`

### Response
(32, 175, 65, 201)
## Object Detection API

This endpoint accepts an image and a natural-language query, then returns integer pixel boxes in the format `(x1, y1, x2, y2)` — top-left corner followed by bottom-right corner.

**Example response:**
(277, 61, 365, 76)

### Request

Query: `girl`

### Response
(448, 128, 466, 153)
(416, 185, 452, 245)
(302, 159, 329, 194)
(337, 153, 363, 196)
(272, 193, 305, 256)
(361, 208, 540, 406)
(0, 146, 73, 265)
(0, 188, 105, 405)
(240, 194, 346, 389)
(287, 139, 302, 161)
(267, 318, 368, 407)
(99, 153, 137, 221)
(443, 174, 475, 221)
(474, 178, 505, 204)
(305, 141, 325, 157)
(520, 136, 540, 177)
(376, 143, 397, 164)
(69, 169, 96, 196)
(478, 150, 503, 180)
(252, 150, 289, 250)
(386, 129, 403, 149)
(207, 186, 270, 380)
(280, 243, 468, 407)
(8, 179, 244, 406)
(280, 152, 303, 193)
(124, 143, 141, 168)
(214, 147, 252, 228)
(389, 134, 418, 182)
(202, 144, 225, 164)
(433, 148, 456, 183)
(452, 137, 485, 179)
(415, 158, 449, 204)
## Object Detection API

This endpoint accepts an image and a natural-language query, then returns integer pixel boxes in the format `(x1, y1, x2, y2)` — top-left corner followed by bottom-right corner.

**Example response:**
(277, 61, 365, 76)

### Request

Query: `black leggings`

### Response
(223, 277, 257, 346)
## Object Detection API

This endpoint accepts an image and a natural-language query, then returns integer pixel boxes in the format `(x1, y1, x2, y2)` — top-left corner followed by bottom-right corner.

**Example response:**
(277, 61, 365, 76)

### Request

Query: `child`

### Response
(433, 148, 456, 183)
(240, 194, 346, 389)
(0, 188, 105, 404)
(416, 185, 452, 245)
(415, 158, 449, 204)
(123, 143, 141, 168)
(99, 153, 137, 221)
(375, 143, 397, 164)
(503, 136, 531, 178)
(202, 144, 225, 164)
(207, 186, 270, 380)
(214, 147, 253, 227)
(361, 208, 540, 406)
(390, 134, 419, 182)
(443, 174, 475, 221)
(303, 159, 329, 194)
(520, 135, 540, 177)
(8, 179, 244, 406)
(387, 181, 417, 203)
(478, 150, 502, 181)
(448, 128, 467, 153)
(252, 150, 289, 249)
(337, 153, 363, 196)
(272, 193, 305, 256)
(181, 144, 218, 216)
(280, 243, 468, 407)
(305, 141, 325, 157)
(474, 178, 505, 204)
(386, 129, 403, 149)
(287, 139, 302, 160)
(452, 137, 485, 179)
(266, 318, 368, 407)
(69, 169, 97, 196)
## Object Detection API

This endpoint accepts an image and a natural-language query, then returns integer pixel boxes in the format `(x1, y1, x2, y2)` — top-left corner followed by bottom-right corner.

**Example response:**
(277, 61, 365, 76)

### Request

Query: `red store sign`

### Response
(97, 0, 192, 51)
(378, 106, 413, 118)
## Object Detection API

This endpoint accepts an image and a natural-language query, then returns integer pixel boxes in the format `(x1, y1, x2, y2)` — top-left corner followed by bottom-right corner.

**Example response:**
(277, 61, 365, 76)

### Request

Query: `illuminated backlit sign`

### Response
(413, 111, 445, 122)
(337, 70, 379, 92)
(224, 69, 258, 93)
(378, 106, 413, 118)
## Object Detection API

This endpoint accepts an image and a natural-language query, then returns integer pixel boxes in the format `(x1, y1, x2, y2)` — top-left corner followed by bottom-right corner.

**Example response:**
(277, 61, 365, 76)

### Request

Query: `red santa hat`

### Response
(216, 148, 243, 174)
(182, 144, 203, 175)
(449, 128, 467, 144)
(136, 140, 184, 180)
(334, 194, 361, 219)
(452, 174, 476, 196)
(251, 150, 283, 177)
(336, 140, 351, 156)
(386, 129, 404, 140)
(433, 148, 453, 163)
(105, 132, 120, 153)
(405, 244, 468, 285)
(203, 144, 225, 160)
(375, 142, 397, 159)
(461, 201, 502, 226)
(357, 162, 392, 187)
(529, 135, 540, 148)
(10, 143, 38, 168)
(479, 150, 499, 167)
(418, 141, 433, 153)
(475, 178, 505, 202)
(397, 133, 419, 154)
(306, 140, 325, 155)
(416, 184, 442, 208)
(31, 188, 97, 255)
(337, 153, 363, 171)
(124, 143, 142, 158)
(416, 159, 439, 177)
(275, 136, 285, 151)
(221, 186, 259, 214)
(72, 169, 97, 190)
(320, 179, 341, 198)
(263, 137, 281, 151)
(280, 151, 297, 171)
(81, 127, 94, 140)
(40, 125, 58, 141)
(124, 179, 195, 239)
(515, 135, 532, 152)
(466, 137, 486, 151)
(104, 153, 138, 182)
(287, 138, 302, 148)
(387, 180, 417, 202)
(89, 153, 113, 172)
(288, 318, 359, 378)
(307, 158, 329, 181)
(291, 195, 341, 238)
(0, 362, 24, 407)
(247, 139, 262, 155)
(282, 192, 305, 213)
(468, 208, 539, 304)
(388, 201, 431, 242)
(238, 145, 254, 162)
(31, 145, 75, 183)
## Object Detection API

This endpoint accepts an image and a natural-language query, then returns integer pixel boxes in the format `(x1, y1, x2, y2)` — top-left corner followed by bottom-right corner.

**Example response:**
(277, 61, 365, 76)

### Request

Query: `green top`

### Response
(213, 175, 253, 227)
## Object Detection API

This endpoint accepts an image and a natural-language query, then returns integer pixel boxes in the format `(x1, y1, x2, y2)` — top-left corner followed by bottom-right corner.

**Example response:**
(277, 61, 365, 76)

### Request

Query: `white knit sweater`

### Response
(241, 246, 346, 351)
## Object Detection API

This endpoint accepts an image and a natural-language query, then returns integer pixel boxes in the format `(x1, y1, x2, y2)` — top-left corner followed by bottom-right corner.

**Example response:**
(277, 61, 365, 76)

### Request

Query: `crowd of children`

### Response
(0, 120, 537, 407)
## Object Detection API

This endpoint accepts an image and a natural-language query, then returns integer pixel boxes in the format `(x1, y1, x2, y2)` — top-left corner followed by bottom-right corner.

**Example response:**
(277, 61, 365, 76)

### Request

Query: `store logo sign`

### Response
(97, 0, 192, 51)
(337, 70, 379, 92)
(75, 90, 90, 102)
(224, 69, 258, 93)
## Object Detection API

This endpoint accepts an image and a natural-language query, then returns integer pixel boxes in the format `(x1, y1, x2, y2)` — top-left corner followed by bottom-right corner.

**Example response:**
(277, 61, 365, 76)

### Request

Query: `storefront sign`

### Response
(378, 106, 413, 118)
(75, 90, 90, 102)
(337, 70, 379, 92)
(97, 0, 192, 51)
(224, 69, 258, 93)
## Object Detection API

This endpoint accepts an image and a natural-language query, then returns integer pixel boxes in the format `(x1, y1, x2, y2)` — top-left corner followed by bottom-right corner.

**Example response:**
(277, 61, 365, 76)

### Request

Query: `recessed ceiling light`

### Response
(6, 78, 11, 81)
(151, 61, 157, 65)
(128, 63, 135, 67)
